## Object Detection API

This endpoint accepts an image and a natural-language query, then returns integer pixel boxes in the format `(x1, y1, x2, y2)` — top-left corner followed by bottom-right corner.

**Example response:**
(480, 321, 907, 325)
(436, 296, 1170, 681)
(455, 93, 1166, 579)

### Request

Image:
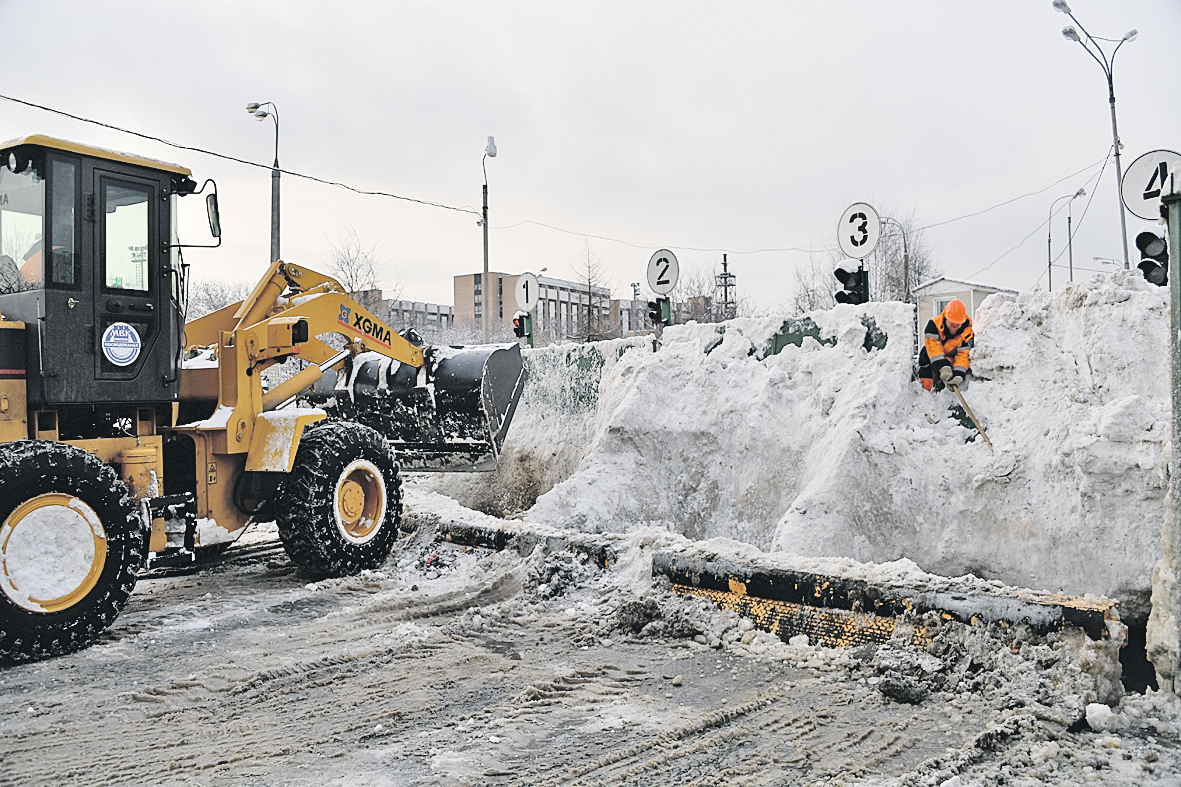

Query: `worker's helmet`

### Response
(943, 299, 967, 324)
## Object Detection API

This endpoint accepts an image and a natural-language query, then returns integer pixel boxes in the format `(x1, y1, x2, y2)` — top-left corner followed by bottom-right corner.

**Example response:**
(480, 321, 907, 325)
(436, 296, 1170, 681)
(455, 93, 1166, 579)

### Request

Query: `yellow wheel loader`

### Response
(0, 136, 526, 663)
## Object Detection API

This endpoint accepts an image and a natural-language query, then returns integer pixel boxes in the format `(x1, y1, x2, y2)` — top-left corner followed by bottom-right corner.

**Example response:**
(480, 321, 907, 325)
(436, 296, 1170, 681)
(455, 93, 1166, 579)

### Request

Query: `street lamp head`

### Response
(253, 110, 269, 121)
(246, 102, 260, 113)
(1052, 0, 1070, 13)
(1062, 25, 1081, 42)
(485, 136, 497, 158)
(1122, 29, 1138, 42)
(1074, 188, 1086, 198)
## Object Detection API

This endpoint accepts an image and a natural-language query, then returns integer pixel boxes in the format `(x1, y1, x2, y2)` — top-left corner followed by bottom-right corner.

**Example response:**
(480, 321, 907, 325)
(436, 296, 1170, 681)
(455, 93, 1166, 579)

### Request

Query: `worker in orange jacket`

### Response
(919, 298, 973, 392)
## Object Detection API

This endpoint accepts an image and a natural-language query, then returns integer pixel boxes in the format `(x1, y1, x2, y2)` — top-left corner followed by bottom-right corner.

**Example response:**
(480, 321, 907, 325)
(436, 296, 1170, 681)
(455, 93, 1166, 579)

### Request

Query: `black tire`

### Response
(275, 422, 402, 578)
(0, 441, 145, 664)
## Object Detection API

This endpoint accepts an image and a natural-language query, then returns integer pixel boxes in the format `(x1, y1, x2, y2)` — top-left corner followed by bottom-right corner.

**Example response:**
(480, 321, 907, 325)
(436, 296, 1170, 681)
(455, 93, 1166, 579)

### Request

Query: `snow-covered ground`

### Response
(2, 489, 1177, 786)
(433, 271, 1169, 624)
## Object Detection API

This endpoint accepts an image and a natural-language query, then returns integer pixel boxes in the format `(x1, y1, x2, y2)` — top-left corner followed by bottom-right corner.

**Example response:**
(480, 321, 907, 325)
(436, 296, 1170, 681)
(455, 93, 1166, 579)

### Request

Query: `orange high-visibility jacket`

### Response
(923, 314, 973, 376)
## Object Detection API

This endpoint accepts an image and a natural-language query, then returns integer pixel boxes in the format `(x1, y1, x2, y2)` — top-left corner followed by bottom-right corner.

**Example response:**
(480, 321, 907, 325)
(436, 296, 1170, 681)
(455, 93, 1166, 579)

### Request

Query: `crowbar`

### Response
(950, 384, 993, 450)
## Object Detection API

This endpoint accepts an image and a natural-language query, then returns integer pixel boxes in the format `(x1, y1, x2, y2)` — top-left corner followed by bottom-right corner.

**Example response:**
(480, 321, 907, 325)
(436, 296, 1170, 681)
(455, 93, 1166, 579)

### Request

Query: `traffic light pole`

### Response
(1151, 190, 1181, 692)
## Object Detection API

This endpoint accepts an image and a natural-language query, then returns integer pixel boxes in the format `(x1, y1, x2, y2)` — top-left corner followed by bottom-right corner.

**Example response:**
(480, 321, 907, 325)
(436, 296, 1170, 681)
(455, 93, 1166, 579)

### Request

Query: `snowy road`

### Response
(1, 495, 1178, 786)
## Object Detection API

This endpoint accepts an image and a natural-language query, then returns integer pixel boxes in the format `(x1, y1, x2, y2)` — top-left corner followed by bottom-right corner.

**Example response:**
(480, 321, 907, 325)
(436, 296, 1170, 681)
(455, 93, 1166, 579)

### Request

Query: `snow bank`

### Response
(435, 272, 1169, 620)
(774, 273, 1169, 620)
(423, 336, 653, 514)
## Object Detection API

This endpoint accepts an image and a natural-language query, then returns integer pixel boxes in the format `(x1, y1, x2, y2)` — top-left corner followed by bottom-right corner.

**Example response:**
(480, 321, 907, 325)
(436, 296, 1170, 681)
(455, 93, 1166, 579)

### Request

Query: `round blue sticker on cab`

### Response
(102, 322, 141, 366)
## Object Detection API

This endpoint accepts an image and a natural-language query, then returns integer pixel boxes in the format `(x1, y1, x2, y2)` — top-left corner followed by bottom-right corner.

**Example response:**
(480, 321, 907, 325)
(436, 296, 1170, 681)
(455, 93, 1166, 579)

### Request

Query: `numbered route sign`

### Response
(838, 203, 881, 260)
(1123, 150, 1181, 221)
(647, 249, 680, 295)
(515, 272, 540, 312)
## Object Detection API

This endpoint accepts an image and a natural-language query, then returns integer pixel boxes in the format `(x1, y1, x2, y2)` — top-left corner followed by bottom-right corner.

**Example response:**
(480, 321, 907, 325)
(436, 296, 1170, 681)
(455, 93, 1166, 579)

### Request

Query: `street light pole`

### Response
(630, 282, 640, 335)
(1068, 202, 1076, 282)
(481, 136, 497, 343)
(1054, 1, 1137, 269)
(247, 102, 281, 263)
(1048, 188, 1085, 291)
(879, 216, 909, 303)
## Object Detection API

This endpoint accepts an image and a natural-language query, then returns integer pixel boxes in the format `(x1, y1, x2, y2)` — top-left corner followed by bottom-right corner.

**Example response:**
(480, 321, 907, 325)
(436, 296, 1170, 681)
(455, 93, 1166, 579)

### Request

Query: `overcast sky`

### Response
(3, 0, 1180, 310)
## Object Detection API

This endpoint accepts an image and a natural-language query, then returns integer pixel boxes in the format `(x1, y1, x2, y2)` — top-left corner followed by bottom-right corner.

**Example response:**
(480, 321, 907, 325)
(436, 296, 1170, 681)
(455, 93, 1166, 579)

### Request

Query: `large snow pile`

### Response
(435, 272, 1169, 620)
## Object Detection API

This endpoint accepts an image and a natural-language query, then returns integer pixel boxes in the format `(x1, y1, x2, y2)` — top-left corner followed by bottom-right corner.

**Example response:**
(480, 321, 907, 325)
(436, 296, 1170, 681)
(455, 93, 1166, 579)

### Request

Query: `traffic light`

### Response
(512, 312, 527, 338)
(1137, 229, 1169, 286)
(647, 297, 670, 327)
(834, 265, 869, 304)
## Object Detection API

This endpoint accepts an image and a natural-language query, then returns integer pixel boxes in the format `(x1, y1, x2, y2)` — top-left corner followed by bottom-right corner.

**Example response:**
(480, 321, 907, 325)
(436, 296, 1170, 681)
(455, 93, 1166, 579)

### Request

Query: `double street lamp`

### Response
(246, 102, 281, 263)
(1053, 1, 1137, 269)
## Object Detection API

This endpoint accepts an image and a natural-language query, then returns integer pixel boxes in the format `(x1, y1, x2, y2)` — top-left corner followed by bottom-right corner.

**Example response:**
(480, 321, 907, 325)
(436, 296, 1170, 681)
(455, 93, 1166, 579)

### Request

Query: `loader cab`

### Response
(0, 135, 197, 420)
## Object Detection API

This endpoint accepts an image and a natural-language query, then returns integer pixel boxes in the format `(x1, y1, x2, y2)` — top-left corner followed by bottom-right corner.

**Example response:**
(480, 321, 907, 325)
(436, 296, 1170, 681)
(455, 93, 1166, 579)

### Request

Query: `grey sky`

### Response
(3, 0, 1179, 309)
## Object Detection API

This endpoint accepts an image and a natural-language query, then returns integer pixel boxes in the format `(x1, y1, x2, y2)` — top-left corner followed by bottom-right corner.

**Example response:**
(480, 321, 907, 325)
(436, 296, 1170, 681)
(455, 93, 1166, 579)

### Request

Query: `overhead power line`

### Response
(2, 92, 1112, 266)
(919, 154, 1109, 231)
(0, 92, 478, 216)
(968, 148, 1111, 285)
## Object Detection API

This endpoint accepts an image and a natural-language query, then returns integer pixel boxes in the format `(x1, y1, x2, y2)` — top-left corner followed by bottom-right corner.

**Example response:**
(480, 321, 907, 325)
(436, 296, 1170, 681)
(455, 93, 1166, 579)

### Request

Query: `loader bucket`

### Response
(304, 343, 527, 472)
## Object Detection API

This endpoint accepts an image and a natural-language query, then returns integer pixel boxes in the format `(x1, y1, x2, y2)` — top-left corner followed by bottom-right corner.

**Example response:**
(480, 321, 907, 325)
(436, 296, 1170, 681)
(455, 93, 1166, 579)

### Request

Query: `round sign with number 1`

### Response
(647, 249, 680, 295)
(838, 203, 881, 260)
(515, 272, 540, 312)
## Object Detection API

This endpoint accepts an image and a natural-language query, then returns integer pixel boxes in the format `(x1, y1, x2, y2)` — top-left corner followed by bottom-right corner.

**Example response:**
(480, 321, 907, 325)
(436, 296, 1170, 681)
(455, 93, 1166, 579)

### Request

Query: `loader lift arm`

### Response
(174, 258, 525, 532)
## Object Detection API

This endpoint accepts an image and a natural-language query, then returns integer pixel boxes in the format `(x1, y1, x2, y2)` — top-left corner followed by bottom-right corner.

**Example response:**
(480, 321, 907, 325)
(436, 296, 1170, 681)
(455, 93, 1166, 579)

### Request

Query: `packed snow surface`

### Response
(4, 491, 1179, 785)
(434, 272, 1169, 620)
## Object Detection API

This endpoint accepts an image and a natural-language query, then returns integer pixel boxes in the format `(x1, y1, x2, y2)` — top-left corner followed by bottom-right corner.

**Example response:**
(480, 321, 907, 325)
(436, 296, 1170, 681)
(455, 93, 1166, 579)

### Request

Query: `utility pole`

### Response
(481, 136, 497, 343)
(1068, 211, 1074, 282)
(271, 142, 280, 263)
(246, 102, 280, 262)
(482, 182, 489, 342)
(631, 282, 640, 334)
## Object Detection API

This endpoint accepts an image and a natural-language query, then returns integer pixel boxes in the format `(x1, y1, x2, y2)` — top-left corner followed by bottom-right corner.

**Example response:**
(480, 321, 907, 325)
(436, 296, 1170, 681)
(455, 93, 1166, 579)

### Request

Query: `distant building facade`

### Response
(911, 278, 1017, 322)
(455, 272, 635, 341)
(351, 289, 455, 333)
(454, 272, 520, 333)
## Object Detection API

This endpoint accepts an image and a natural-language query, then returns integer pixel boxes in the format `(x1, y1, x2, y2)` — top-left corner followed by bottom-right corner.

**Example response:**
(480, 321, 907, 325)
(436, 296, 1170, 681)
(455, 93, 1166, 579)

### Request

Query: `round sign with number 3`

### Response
(838, 203, 881, 260)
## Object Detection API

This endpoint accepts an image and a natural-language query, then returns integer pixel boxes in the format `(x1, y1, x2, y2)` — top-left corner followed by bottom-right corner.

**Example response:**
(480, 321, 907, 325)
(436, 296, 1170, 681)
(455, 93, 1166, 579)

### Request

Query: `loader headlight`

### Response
(4, 151, 28, 174)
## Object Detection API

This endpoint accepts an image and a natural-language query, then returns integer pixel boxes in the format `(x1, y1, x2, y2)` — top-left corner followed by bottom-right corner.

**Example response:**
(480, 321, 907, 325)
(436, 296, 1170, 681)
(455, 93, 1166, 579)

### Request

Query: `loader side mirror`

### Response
(206, 193, 221, 239)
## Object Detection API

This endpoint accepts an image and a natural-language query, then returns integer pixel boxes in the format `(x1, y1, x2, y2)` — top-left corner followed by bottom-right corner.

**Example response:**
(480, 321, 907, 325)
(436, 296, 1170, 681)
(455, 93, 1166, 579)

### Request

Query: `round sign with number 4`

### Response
(838, 203, 881, 260)
(647, 249, 680, 295)
(1123, 150, 1181, 221)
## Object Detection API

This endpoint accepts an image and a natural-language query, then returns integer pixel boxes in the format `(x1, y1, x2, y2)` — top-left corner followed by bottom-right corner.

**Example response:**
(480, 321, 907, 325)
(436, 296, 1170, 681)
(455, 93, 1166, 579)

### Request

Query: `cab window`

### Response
(47, 158, 78, 287)
(104, 183, 151, 292)
(0, 156, 45, 295)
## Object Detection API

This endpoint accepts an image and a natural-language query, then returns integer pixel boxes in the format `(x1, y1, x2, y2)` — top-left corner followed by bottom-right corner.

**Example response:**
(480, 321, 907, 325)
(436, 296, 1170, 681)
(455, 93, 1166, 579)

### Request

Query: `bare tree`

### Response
(570, 240, 615, 342)
(677, 261, 717, 323)
(791, 251, 840, 314)
(327, 227, 379, 296)
(186, 278, 251, 318)
(869, 209, 939, 304)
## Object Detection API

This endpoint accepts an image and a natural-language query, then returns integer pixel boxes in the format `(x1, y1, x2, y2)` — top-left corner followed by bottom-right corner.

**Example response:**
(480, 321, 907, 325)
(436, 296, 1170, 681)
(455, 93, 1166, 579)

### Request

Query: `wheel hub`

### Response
(0, 494, 107, 613)
(334, 460, 386, 544)
(339, 481, 366, 522)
